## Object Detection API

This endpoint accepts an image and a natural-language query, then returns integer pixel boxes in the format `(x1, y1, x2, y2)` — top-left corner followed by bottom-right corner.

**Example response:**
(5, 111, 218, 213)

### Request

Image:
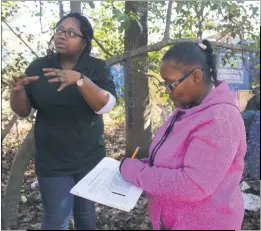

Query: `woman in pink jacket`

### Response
(120, 40, 247, 230)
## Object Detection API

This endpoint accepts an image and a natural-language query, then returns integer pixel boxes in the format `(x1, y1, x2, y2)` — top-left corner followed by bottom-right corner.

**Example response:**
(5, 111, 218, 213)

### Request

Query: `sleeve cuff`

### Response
(12, 107, 36, 119)
(119, 157, 147, 187)
(95, 92, 116, 114)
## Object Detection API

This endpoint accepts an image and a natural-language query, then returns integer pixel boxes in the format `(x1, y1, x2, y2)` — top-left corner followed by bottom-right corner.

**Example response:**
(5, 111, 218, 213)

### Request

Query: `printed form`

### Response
(70, 157, 143, 212)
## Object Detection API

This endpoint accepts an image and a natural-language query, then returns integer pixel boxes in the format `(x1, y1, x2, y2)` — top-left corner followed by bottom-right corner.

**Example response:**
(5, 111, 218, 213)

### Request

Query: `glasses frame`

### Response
(55, 27, 84, 39)
(162, 68, 204, 92)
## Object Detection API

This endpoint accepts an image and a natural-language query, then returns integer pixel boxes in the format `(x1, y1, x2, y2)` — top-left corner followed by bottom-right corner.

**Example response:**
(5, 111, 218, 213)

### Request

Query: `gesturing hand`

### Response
(11, 74, 39, 92)
(43, 68, 81, 92)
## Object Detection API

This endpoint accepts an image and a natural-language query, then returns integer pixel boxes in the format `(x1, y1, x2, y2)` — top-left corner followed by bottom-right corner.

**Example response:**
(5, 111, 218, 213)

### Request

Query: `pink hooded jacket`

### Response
(120, 81, 247, 230)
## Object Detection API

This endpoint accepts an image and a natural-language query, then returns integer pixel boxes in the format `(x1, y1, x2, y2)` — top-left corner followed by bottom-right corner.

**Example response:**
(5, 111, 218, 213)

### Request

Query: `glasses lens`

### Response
(67, 30, 78, 38)
(55, 28, 63, 34)
(169, 85, 174, 91)
(159, 82, 166, 89)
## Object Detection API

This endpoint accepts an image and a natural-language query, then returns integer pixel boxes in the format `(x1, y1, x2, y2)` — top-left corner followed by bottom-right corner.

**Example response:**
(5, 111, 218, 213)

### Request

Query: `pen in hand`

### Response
(131, 146, 140, 159)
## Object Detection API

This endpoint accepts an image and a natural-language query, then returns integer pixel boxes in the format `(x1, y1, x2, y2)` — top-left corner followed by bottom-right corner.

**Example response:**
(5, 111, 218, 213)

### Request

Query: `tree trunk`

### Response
(1, 114, 18, 142)
(2, 128, 35, 229)
(59, 2, 64, 19)
(70, 1, 81, 13)
(124, 1, 151, 158)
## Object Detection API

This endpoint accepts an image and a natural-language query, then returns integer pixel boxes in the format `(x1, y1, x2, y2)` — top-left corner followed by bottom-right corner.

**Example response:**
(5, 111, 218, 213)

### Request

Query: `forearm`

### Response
(121, 117, 240, 202)
(10, 89, 31, 118)
(121, 159, 207, 201)
(78, 76, 110, 112)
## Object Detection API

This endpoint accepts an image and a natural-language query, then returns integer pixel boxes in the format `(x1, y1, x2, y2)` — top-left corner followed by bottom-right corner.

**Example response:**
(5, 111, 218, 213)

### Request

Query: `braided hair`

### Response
(47, 12, 93, 56)
(162, 39, 218, 84)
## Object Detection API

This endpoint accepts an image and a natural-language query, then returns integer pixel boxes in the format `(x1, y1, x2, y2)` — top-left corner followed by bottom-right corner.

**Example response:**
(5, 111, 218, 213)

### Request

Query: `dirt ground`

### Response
(1, 122, 260, 230)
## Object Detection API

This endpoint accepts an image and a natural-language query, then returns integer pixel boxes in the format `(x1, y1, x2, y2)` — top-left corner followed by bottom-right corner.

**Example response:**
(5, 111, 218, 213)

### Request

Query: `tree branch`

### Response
(2, 127, 35, 229)
(163, 1, 173, 41)
(93, 37, 113, 57)
(238, 30, 253, 83)
(39, 1, 43, 33)
(1, 114, 18, 142)
(2, 58, 8, 65)
(106, 38, 260, 66)
(70, 1, 81, 13)
(196, 1, 206, 40)
(59, 2, 64, 19)
(2, 20, 39, 58)
(82, 2, 87, 14)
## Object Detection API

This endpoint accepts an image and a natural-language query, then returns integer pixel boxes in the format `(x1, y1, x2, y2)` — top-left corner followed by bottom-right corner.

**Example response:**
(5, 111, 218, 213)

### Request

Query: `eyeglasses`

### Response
(162, 68, 204, 92)
(55, 27, 84, 39)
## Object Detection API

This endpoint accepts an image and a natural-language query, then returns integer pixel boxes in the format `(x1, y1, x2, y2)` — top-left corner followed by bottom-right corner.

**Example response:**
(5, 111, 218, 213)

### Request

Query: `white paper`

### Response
(242, 192, 260, 211)
(70, 157, 143, 212)
(240, 181, 251, 191)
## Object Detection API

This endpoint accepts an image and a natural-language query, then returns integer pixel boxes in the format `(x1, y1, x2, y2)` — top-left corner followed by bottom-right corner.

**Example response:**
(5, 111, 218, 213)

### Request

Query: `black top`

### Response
(245, 95, 260, 111)
(25, 53, 117, 177)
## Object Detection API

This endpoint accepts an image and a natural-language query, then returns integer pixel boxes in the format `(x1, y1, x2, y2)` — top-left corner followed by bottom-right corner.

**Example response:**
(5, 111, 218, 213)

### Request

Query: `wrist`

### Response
(11, 87, 25, 94)
(75, 72, 81, 83)
(76, 73, 88, 87)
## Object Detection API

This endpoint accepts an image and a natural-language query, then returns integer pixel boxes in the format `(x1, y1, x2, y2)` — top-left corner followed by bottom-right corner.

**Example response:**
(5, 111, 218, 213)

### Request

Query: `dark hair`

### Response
(47, 12, 93, 55)
(162, 39, 217, 84)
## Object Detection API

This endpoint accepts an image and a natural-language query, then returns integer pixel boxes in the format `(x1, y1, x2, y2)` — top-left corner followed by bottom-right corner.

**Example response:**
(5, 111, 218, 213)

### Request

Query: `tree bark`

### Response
(70, 1, 81, 13)
(194, 2, 206, 40)
(106, 38, 260, 66)
(163, 1, 173, 41)
(124, 1, 151, 158)
(59, 2, 64, 19)
(1, 114, 18, 142)
(2, 128, 35, 229)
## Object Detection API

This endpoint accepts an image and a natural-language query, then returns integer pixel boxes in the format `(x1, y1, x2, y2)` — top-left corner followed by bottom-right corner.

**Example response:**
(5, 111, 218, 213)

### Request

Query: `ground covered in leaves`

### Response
(1, 118, 260, 230)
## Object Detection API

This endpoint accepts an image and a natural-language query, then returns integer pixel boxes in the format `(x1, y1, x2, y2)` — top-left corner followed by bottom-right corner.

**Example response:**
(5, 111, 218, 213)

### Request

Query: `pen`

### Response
(131, 146, 140, 159)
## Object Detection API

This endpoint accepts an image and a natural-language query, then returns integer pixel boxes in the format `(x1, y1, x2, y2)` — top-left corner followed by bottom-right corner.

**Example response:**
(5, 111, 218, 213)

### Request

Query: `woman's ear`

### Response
(193, 69, 203, 83)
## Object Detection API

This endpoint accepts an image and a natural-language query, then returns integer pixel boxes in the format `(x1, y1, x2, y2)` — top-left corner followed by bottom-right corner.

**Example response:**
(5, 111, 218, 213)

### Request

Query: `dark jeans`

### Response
(38, 173, 96, 230)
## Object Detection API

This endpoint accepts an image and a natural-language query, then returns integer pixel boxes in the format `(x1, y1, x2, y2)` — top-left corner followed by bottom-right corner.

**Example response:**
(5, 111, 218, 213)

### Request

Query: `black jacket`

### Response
(25, 53, 117, 177)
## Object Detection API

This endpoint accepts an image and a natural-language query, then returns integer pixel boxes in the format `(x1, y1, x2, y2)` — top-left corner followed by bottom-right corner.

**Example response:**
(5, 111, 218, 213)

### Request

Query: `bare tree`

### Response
(70, 1, 81, 13)
(59, 1, 64, 19)
(124, 1, 150, 158)
(2, 128, 35, 229)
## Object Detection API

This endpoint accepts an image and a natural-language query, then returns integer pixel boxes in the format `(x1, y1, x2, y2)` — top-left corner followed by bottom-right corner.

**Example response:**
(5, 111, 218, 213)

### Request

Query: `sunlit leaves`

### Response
(1, 1, 18, 20)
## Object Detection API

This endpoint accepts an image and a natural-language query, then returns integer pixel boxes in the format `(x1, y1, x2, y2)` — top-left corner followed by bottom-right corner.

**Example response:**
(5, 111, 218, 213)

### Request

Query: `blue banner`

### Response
(217, 51, 250, 91)
(110, 65, 124, 96)
(109, 47, 259, 96)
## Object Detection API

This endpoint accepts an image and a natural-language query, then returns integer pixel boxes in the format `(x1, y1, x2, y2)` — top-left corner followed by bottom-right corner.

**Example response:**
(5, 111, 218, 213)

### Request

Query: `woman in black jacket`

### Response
(10, 12, 117, 230)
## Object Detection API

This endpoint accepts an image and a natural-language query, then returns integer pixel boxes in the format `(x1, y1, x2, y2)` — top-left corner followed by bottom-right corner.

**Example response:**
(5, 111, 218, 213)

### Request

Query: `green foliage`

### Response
(1, 0, 260, 129)
(109, 97, 125, 125)
(1, 1, 18, 20)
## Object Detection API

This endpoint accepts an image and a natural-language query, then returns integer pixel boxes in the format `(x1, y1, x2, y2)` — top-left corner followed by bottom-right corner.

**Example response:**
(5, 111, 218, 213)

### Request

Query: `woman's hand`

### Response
(11, 74, 39, 92)
(43, 68, 81, 92)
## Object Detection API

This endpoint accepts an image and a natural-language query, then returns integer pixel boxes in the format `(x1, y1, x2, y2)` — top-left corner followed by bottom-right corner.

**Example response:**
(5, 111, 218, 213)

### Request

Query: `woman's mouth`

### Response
(55, 42, 67, 48)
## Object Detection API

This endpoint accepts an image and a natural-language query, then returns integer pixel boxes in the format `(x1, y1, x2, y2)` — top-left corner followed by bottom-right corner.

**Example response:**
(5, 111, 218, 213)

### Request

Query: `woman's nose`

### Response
(56, 32, 67, 40)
